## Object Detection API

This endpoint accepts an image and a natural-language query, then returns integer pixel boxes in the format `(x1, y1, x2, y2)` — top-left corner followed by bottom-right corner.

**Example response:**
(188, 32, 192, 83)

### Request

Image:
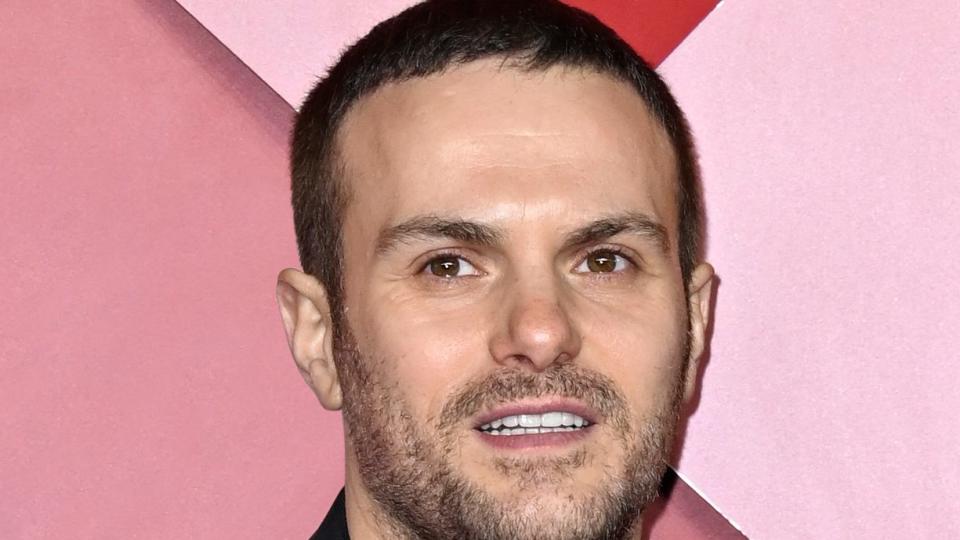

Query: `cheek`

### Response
(351, 293, 487, 420)
(577, 289, 688, 413)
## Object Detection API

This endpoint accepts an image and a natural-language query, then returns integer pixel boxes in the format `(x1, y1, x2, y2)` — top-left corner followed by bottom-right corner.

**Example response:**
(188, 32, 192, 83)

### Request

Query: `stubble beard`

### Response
(334, 323, 688, 540)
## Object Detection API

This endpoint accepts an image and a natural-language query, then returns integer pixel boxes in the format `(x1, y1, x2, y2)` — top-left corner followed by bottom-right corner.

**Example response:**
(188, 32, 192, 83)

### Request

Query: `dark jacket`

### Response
(310, 489, 349, 540)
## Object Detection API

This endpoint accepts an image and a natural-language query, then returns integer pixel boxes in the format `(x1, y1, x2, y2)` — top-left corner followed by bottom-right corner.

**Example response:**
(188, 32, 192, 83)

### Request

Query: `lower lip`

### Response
(475, 426, 593, 450)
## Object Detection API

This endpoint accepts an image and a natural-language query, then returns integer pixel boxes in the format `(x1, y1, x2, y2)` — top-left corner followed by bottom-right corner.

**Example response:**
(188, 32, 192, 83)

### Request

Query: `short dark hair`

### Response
(291, 0, 702, 328)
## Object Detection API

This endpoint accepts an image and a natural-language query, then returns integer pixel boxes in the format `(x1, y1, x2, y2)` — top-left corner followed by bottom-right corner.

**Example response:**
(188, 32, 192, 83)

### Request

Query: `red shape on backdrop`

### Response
(567, 0, 719, 66)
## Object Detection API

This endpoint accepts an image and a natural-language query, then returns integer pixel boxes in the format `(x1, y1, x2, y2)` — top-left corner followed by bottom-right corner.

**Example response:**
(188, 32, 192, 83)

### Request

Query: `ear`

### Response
(275, 268, 342, 410)
(682, 262, 715, 403)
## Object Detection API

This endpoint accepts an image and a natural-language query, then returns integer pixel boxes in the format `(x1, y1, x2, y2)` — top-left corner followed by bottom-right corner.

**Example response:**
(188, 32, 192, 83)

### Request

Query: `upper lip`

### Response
(471, 398, 600, 429)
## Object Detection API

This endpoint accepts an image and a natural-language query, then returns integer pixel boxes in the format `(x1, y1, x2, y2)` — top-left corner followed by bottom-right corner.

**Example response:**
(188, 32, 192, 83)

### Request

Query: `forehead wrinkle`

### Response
(338, 62, 682, 258)
(341, 62, 677, 181)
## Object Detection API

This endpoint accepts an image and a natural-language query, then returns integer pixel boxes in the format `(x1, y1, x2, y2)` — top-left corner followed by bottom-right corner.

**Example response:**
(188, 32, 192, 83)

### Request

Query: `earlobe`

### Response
(682, 262, 715, 403)
(275, 268, 343, 410)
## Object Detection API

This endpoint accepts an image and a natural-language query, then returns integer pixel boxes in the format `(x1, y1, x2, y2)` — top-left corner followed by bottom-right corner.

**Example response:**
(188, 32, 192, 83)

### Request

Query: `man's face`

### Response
(332, 60, 702, 539)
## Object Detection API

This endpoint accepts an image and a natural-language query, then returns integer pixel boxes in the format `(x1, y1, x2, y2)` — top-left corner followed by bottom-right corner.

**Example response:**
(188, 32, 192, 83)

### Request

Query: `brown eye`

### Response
(429, 256, 460, 277)
(424, 255, 479, 278)
(577, 250, 629, 273)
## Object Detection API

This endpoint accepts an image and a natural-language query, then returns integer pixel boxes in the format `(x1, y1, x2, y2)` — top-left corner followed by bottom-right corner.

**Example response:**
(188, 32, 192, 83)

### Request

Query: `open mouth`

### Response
(476, 411, 592, 436)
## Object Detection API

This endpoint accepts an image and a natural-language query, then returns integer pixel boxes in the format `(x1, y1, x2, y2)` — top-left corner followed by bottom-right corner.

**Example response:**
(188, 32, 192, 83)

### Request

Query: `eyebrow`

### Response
(374, 211, 669, 255)
(561, 211, 670, 254)
(375, 215, 505, 254)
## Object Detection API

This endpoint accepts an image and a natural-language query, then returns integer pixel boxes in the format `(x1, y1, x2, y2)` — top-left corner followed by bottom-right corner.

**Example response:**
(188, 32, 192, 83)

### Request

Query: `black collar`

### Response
(310, 488, 349, 540)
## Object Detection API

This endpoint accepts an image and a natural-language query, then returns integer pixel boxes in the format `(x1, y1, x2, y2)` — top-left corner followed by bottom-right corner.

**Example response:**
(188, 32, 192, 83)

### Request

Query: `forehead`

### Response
(335, 59, 678, 237)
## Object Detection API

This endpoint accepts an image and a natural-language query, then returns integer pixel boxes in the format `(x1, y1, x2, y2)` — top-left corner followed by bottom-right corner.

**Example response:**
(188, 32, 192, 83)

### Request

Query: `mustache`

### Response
(437, 360, 632, 434)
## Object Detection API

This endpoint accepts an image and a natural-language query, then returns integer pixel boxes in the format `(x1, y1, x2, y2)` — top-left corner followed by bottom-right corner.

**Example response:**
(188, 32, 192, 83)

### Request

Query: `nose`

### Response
(488, 278, 582, 371)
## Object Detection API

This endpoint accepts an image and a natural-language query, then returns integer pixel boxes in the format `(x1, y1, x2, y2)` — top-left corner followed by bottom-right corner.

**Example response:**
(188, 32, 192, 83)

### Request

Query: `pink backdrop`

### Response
(2, 2, 327, 537)
(659, 1, 960, 536)
(4, 0, 958, 538)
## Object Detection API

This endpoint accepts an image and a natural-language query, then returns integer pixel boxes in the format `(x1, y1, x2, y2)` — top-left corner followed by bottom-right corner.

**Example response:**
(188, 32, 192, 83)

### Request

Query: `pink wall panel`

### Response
(14, 0, 954, 537)
(2, 0, 735, 537)
(659, 1, 960, 537)
(176, 0, 420, 106)
(1, 1, 337, 537)
(177, 0, 717, 108)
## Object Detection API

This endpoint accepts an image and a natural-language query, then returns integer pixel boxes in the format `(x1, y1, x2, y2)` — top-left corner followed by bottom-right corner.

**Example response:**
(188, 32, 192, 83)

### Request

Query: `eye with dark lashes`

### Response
(413, 246, 639, 280)
(574, 245, 640, 275)
(417, 250, 481, 279)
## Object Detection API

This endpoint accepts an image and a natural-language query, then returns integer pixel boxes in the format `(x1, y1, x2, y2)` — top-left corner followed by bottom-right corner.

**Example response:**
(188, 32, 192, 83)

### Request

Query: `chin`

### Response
(454, 476, 645, 540)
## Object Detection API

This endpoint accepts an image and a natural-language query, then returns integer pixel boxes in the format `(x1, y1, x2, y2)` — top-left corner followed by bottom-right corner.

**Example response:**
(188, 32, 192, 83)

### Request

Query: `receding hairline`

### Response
(327, 57, 680, 197)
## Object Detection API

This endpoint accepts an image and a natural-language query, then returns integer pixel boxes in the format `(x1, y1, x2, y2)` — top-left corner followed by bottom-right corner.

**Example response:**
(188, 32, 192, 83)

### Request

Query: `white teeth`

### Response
(490, 426, 580, 436)
(479, 411, 590, 434)
(518, 414, 541, 428)
(541, 412, 563, 427)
